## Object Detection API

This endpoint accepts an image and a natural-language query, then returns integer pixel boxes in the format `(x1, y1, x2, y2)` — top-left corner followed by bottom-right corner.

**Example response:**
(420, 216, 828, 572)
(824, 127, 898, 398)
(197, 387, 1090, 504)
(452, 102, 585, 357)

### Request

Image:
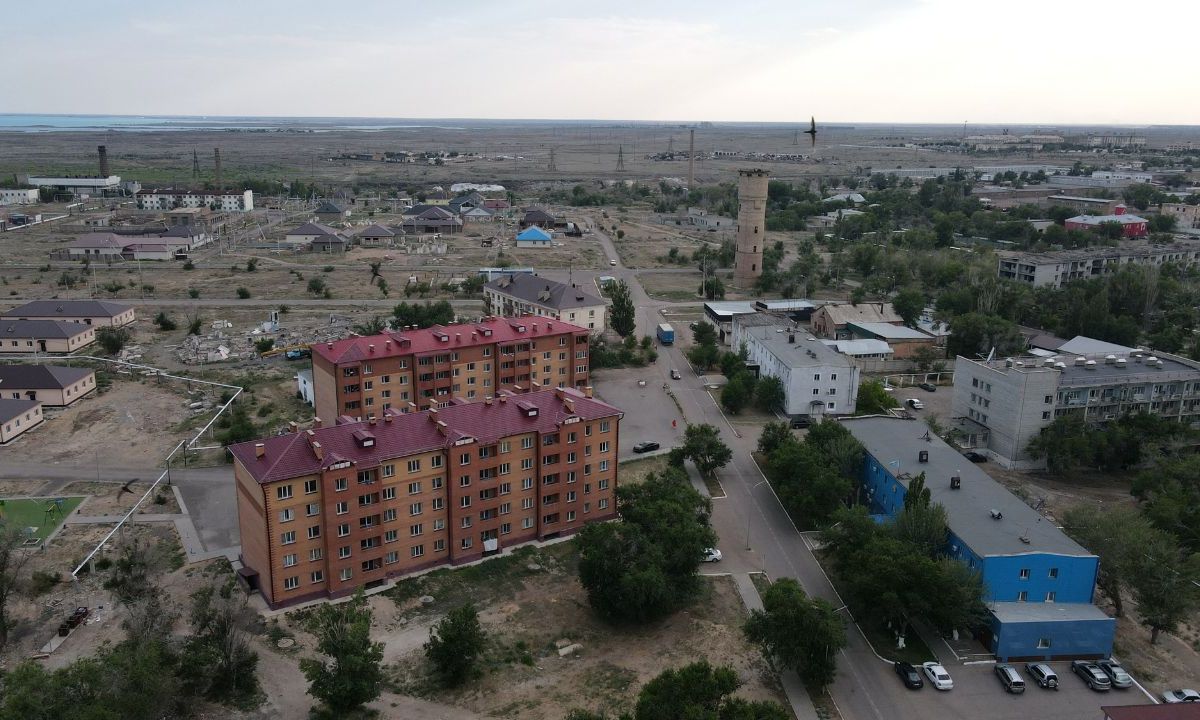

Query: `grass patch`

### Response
(0, 497, 83, 540)
(749, 571, 772, 597)
(618, 454, 670, 487)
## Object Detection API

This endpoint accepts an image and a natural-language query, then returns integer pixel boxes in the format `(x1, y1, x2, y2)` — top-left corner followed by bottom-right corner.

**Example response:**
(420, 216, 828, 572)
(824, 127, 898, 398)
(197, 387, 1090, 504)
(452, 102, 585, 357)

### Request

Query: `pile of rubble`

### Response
(174, 318, 352, 365)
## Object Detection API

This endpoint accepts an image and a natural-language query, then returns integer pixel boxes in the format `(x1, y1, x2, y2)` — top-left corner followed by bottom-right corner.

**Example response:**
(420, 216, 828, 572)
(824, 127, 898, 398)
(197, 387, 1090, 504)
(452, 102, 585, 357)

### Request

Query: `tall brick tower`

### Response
(734, 169, 769, 283)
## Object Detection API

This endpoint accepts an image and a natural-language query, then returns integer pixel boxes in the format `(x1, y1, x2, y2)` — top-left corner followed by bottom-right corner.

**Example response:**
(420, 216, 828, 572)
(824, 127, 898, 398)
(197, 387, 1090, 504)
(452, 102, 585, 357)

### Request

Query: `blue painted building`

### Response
(842, 416, 1115, 661)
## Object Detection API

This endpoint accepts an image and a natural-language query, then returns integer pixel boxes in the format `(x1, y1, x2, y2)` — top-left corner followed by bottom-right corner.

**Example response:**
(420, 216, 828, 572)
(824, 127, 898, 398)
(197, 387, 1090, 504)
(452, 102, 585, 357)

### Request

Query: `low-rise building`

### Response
(284, 222, 345, 248)
(296, 369, 315, 407)
(845, 322, 936, 359)
(1047, 195, 1120, 214)
(311, 316, 592, 421)
(462, 207, 495, 223)
(314, 201, 349, 222)
(952, 339, 1200, 467)
(230, 387, 621, 608)
(484, 275, 607, 333)
(400, 206, 462, 235)
(1065, 209, 1148, 238)
(810, 302, 902, 339)
(997, 241, 1200, 289)
(515, 226, 553, 248)
(0, 189, 39, 205)
(843, 416, 1115, 662)
(66, 229, 206, 260)
(0, 398, 43, 444)
(520, 208, 557, 229)
(136, 188, 254, 212)
(731, 316, 859, 417)
(0, 320, 95, 354)
(702, 301, 758, 345)
(821, 338, 894, 361)
(1162, 203, 1200, 229)
(354, 224, 396, 247)
(3, 300, 135, 327)
(26, 176, 121, 199)
(0, 364, 95, 406)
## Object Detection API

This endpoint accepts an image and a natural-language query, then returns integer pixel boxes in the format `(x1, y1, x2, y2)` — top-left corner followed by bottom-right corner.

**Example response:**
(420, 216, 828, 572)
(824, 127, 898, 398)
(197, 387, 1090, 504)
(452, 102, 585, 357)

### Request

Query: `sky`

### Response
(5, 0, 1197, 124)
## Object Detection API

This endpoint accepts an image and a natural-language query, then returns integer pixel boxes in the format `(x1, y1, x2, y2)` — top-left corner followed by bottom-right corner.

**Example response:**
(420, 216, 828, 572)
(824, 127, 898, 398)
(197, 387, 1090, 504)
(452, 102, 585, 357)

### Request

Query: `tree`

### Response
(236, 287, 251, 299)
(756, 421, 792, 455)
(679, 424, 732, 480)
(576, 468, 716, 623)
(609, 280, 636, 336)
(633, 661, 788, 720)
(765, 436, 851, 528)
(744, 578, 846, 689)
(892, 288, 925, 328)
(1131, 535, 1200, 644)
(854, 380, 898, 415)
(306, 277, 327, 296)
(182, 582, 261, 705)
(754, 376, 786, 413)
(96, 326, 130, 355)
(892, 476, 949, 558)
(352, 316, 387, 336)
(1063, 504, 1156, 617)
(1133, 455, 1200, 552)
(424, 603, 487, 687)
(153, 312, 176, 331)
(693, 321, 718, 347)
(218, 403, 258, 445)
(946, 312, 1023, 359)
(720, 373, 755, 414)
(390, 300, 455, 329)
(699, 277, 726, 300)
(686, 342, 721, 371)
(0, 524, 33, 647)
(301, 589, 385, 715)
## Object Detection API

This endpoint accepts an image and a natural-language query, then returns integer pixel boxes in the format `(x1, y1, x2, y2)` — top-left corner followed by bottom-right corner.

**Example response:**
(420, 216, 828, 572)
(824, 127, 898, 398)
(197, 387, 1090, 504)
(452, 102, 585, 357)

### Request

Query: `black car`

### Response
(963, 451, 988, 463)
(632, 441, 660, 454)
(918, 382, 937, 392)
(895, 661, 924, 690)
(790, 416, 812, 429)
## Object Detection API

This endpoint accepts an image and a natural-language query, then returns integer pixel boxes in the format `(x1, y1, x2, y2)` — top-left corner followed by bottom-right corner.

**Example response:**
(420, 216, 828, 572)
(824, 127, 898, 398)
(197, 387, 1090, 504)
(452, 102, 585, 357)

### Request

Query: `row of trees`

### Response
(684, 325, 784, 415)
(758, 420, 863, 528)
(1026, 412, 1193, 474)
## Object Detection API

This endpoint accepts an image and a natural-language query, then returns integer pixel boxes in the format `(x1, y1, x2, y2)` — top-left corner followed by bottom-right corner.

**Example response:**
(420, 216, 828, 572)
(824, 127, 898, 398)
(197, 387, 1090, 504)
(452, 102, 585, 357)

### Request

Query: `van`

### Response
(995, 664, 1026, 694)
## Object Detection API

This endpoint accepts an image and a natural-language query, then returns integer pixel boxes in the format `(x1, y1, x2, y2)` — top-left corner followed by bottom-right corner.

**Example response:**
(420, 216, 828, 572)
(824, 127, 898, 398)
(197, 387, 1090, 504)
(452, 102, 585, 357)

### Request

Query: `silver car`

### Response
(1096, 659, 1132, 689)
(1024, 662, 1058, 689)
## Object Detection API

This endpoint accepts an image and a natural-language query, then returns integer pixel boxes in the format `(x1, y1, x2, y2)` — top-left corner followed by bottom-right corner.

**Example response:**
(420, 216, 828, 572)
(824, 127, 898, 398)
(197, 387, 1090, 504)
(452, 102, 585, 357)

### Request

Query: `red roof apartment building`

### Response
(230, 387, 621, 608)
(310, 316, 591, 423)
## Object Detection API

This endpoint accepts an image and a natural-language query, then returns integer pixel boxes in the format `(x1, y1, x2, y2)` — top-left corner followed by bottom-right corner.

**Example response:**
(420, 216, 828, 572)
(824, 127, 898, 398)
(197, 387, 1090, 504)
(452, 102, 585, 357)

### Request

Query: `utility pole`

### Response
(548, 147, 557, 172)
(687, 128, 695, 190)
(616, 145, 625, 172)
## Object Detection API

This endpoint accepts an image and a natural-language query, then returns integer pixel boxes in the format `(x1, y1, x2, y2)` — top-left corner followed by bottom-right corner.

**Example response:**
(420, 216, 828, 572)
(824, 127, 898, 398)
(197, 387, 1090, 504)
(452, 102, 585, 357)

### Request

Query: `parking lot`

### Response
(591, 364, 688, 460)
(881, 660, 1155, 720)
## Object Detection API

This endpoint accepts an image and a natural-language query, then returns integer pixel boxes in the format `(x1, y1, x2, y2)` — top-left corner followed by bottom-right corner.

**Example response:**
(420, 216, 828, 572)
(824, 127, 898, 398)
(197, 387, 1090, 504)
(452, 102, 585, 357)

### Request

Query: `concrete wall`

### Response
(952, 357, 1058, 465)
(990, 615, 1114, 662)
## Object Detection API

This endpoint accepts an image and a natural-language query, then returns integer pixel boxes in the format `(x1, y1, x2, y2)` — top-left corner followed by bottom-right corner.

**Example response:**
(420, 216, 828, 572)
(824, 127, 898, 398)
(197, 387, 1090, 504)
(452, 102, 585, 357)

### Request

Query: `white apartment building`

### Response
(953, 340, 1200, 467)
(731, 316, 859, 417)
(136, 189, 254, 212)
(997, 241, 1200, 289)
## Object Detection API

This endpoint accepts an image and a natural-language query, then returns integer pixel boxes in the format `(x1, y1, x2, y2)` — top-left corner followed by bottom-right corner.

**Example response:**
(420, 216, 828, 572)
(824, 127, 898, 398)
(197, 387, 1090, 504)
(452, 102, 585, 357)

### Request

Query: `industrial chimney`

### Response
(214, 148, 222, 191)
(97, 145, 109, 177)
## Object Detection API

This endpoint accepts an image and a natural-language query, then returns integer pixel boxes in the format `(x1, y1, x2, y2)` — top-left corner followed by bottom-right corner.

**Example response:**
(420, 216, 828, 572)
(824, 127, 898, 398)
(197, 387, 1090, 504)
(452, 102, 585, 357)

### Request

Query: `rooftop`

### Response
(229, 387, 621, 484)
(966, 343, 1200, 388)
(704, 301, 758, 318)
(0, 364, 92, 389)
(0, 398, 39, 422)
(1066, 213, 1148, 226)
(286, 222, 340, 238)
(816, 302, 902, 327)
(739, 322, 854, 370)
(3, 300, 132, 319)
(841, 415, 1093, 557)
(311, 315, 589, 365)
(0, 319, 94, 340)
(516, 226, 553, 241)
(989, 602, 1113, 624)
(847, 321, 933, 340)
(485, 275, 604, 311)
(355, 223, 395, 238)
(1101, 704, 1200, 720)
(754, 299, 816, 312)
(998, 239, 1200, 265)
(822, 339, 893, 356)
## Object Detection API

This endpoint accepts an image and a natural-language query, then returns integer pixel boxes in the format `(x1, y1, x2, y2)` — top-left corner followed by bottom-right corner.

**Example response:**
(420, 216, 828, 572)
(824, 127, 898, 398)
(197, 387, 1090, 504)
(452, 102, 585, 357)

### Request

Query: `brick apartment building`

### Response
(230, 387, 622, 608)
(310, 316, 591, 422)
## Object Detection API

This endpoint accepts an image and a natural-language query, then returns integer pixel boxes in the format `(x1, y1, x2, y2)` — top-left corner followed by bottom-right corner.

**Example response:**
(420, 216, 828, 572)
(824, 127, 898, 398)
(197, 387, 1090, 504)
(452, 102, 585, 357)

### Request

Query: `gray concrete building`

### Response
(731, 316, 859, 417)
(952, 340, 1200, 467)
(997, 241, 1200, 289)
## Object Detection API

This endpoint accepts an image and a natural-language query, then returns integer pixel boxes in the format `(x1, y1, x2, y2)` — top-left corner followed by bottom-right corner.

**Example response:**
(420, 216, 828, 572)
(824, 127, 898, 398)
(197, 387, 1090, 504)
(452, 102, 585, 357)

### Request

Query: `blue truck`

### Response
(656, 323, 675, 345)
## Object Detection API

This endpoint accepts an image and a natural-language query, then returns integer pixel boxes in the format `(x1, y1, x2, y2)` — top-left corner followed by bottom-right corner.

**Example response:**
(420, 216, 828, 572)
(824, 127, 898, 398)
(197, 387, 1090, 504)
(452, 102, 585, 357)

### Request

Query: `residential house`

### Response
(810, 303, 902, 339)
(520, 208, 557, 230)
(448, 192, 484, 215)
(284, 222, 345, 248)
(355, 224, 396, 247)
(400, 206, 462, 235)
(3, 300, 135, 327)
(482, 198, 511, 212)
(0, 399, 43, 444)
(483, 275, 607, 332)
(0, 364, 96, 406)
(229, 387, 621, 608)
(462, 207, 495, 224)
(424, 190, 451, 205)
(515, 226, 553, 248)
(0, 320, 95, 354)
(314, 201, 349, 222)
(310, 316, 591, 421)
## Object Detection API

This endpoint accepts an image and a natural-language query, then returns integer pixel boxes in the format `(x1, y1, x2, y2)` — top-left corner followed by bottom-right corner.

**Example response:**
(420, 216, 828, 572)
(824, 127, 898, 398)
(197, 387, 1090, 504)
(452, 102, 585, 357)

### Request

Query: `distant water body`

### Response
(0, 114, 472, 133)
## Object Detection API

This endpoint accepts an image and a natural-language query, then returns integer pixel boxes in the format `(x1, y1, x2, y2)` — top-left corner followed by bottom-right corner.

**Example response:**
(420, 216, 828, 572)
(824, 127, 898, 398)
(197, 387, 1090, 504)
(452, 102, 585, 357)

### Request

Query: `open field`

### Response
(0, 496, 83, 539)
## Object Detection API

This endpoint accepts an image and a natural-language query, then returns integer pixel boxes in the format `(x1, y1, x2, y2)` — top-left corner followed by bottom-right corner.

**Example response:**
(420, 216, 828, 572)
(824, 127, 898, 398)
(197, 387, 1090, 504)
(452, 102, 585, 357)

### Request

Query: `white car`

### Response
(1163, 689, 1200, 703)
(702, 548, 723, 563)
(922, 662, 953, 690)
(906, 398, 924, 410)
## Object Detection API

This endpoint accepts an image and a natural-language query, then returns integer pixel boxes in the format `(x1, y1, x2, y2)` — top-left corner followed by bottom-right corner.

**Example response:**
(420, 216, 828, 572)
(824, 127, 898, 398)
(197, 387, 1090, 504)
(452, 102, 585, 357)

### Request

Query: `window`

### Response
(600, 420, 610, 432)
(311, 570, 324, 583)
(410, 502, 423, 516)
(407, 459, 421, 473)
(383, 508, 397, 522)
(522, 477, 533, 490)
(276, 485, 293, 500)
(522, 517, 533, 529)
(304, 480, 318, 494)
(521, 458, 533, 470)
(408, 482, 421, 495)
(336, 501, 348, 515)
(433, 518, 445, 531)
(306, 503, 319, 517)
(827, 388, 836, 396)
(431, 455, 443, 468)
(1044, 395, 1053, 404)
(813, 373, 821, 381)
(1037, 638, 1051, 649)
(385, 529, 398, 542)
(284, 576, 299, 591)
(283, 553, 297, 567)
(813, 388, 820, 395)
(500, 440, 510, 453)
(1042, 411, 1051, 420)
(522, 437, 534, 449)
(410, 523, 423, 537)
(338, 546, 351, 559)
(460, 496, 471, 508)
(383, 487, 396, 501)
(1017, 591, 1028, 602)
(460, 475, 471, 487)
(280, 531, 296, 545)
(460, 452, 471, 466)
(1048, 567, 1059, 579)
(411, 545, 425, 558)
(308, 525, 321, 539)
(340, 568, 352, 581)
(431, 476, 443, 489)
(831, 373, 838, 381)
(501, 522, 512, 535)
(334, 478, 347, 492)
(279, 508, 294, 523)
(1019, 568, 1030, 580)
(599, 498, 609, 510)
(1046, 591, 1056, 602)
(309, 547, 322, 561)
(461, 538, 473, 550)
(599, 441, 609, 453)
(499, 462, 511, 475)
(337, 523, 350, 537)
(432, 497, 444, 510)
(434, 539, 446, 552)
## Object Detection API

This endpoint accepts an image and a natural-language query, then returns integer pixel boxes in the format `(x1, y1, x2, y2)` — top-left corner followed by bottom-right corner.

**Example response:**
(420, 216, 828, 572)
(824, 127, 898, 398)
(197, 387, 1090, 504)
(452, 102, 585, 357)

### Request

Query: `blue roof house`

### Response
(515, 226, 553, 248)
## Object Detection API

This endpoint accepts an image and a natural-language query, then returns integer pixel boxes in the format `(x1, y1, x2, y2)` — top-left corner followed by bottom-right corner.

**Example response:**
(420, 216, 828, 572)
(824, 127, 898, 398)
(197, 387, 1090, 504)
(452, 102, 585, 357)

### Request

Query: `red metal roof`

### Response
(229, 387, 620, 484)
(311, 315, 588, 365)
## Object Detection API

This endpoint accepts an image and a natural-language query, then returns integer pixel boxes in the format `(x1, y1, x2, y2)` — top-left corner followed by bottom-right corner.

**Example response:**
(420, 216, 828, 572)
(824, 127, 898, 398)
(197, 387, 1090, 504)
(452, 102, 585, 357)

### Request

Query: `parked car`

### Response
(610, 259, 617, 266)
(1096, 659, 1133, 689)
(790, 416, 812, 429)
(995, 664, 1026, 694)
(918, 382, 937, 392)
(702, 548, 723, 563)
(921, 662, 953, 690)
(670, 369, 682, 380)
(632, 441, 660, 454)
(906, 398, 924, 410)
(894, 661, 924, 690)
(1071, 660, 1112, 691)
(1162, 689, 1200, 703)
(1024, 662, 1059, 689)
(963, 451, 988, 463)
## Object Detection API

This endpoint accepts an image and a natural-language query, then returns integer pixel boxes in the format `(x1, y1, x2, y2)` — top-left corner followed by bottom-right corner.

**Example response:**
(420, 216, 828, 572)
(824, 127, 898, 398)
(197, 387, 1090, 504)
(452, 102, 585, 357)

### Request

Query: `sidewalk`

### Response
(732, 573, 819, 720)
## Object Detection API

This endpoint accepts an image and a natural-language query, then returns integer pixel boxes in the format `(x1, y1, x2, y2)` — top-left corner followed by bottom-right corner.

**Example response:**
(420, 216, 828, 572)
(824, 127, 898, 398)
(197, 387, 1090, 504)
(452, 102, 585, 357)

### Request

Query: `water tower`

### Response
(734, 169, 769, 284)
